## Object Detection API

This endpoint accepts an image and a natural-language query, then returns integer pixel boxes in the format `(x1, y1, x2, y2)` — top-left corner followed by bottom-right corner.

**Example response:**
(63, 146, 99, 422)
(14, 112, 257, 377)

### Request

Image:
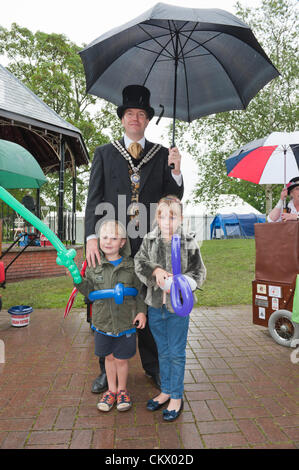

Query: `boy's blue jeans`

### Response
(147, 305, 189, 399)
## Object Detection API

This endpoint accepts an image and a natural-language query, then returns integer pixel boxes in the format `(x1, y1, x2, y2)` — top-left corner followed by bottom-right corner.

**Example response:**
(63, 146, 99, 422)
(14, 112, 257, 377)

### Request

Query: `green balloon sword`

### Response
(0, 186, 82, 283)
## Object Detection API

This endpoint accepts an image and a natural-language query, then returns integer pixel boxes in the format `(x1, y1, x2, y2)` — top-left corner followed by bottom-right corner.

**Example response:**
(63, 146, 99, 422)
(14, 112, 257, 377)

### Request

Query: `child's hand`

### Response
(134, 313, 146, 329)
(153, 267, 172, 289)
(163, 276, 173, 293)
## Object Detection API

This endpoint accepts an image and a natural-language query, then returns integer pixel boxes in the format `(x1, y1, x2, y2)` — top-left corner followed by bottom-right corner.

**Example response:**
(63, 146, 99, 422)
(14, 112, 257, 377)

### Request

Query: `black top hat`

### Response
(287, 176, 299, 195)
(117, 85, 155, 120)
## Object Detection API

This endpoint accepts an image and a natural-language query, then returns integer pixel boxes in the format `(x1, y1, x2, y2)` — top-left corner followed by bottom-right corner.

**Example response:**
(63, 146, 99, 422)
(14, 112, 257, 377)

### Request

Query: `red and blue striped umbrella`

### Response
(226, 131, 299, 185)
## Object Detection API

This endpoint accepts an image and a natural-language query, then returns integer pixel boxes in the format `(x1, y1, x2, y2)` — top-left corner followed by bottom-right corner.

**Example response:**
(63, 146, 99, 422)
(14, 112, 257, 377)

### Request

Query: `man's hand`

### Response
(86, 238, 101, 268)
(168, 147, 181, 175)
(134, 312, 147, 329)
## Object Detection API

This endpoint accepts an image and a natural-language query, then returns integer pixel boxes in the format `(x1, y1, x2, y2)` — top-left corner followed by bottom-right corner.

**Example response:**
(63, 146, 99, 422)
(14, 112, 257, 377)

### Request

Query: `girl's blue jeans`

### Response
(148, 305, 189, 399)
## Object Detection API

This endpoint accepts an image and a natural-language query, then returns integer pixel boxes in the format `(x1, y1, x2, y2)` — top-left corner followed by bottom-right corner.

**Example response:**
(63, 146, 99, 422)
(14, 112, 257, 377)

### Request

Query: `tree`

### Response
(0, 24, 121, 209)
(173, 0, 298, 214)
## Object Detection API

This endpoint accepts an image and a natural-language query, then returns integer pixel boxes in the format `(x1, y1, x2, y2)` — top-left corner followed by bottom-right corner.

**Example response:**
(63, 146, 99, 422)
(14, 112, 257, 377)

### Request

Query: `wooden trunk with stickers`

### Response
(252, 221, 299, 327)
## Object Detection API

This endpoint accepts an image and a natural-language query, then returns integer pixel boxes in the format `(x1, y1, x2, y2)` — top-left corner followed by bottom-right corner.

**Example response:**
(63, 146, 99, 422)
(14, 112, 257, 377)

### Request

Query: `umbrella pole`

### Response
(283, 148, 287, 213)
(171, 31, 179, 149)
(171, 81, 177, 148)
(284, 148, 287, 187)
(169, 31, 179, 170)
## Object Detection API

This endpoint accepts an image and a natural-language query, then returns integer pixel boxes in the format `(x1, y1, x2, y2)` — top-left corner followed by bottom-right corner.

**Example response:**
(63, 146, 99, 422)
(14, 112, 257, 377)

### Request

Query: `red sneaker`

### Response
(97, 391, 116, 412)
(116, 390, 132, 411)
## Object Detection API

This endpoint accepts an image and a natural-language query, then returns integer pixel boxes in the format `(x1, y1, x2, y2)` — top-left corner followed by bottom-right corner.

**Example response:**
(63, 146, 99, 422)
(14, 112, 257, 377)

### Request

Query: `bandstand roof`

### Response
(0, 64, 89, 173)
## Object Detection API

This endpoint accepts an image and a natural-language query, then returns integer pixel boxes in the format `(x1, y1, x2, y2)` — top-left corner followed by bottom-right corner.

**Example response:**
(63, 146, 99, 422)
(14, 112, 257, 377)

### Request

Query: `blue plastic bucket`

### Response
(8, 305, 33, 327)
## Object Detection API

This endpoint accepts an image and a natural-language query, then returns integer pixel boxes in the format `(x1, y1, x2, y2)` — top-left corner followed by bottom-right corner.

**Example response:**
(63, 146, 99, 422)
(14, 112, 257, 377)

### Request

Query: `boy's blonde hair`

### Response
(98, 219, 127, 239)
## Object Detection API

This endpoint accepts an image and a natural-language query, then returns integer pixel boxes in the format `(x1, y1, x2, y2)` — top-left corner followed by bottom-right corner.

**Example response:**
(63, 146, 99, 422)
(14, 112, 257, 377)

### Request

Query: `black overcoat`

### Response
(85, 138, 184, 255)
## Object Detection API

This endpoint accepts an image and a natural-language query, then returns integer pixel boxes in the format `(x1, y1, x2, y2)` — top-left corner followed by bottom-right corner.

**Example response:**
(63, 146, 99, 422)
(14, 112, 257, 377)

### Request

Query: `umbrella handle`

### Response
(0, 186, 82, 283)
(169, 144, 175, 170)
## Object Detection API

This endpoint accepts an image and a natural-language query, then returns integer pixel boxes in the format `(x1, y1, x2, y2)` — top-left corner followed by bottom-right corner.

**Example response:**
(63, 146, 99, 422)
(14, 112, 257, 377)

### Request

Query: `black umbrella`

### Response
(79, 2, 279, 146)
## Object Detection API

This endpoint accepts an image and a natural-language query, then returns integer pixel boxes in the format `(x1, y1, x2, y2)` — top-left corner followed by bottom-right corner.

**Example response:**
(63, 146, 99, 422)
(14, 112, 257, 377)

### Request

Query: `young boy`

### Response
(75, 220, 146, 412)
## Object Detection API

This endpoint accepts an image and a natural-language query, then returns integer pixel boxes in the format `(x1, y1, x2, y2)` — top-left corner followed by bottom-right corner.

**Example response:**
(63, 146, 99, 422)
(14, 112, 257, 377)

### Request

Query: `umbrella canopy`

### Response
(79, 2, 279, 138)
(225, 131, 299, 185)
(0, 139, 47, 189)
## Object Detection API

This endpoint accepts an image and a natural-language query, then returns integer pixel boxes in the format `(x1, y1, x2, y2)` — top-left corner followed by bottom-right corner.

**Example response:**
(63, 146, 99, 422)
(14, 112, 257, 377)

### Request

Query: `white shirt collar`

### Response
(124, 134, 145, 150)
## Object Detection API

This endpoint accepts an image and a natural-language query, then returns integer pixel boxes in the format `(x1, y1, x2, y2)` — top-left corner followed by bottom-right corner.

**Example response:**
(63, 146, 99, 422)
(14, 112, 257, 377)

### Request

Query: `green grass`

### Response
(197, 238, 255, 306)
(1, 276, 86, 311)
(0, 239, 255, 310)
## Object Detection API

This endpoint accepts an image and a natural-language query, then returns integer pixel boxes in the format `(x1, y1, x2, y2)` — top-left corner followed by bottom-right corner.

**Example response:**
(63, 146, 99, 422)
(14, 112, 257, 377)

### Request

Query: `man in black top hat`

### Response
(85, 84, 184, 393)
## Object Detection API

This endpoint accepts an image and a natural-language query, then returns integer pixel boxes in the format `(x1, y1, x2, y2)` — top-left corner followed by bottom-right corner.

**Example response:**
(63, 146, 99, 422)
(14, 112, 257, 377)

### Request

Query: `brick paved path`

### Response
(0, 306, 298, 449)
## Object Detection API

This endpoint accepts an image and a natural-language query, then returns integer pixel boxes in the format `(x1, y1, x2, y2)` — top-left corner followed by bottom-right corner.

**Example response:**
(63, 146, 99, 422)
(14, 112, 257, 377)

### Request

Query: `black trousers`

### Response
(98, 320, 159, 376)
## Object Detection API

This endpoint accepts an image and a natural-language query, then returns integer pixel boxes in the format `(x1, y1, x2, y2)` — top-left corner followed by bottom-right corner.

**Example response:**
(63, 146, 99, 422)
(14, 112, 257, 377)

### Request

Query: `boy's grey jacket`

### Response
(134, 226, 206, 313)
(74, 240, 146, 335)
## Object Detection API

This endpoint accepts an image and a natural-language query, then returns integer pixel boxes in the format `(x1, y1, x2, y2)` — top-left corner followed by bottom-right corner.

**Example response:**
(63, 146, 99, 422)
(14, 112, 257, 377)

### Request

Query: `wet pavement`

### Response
(0, 305, 298, 449)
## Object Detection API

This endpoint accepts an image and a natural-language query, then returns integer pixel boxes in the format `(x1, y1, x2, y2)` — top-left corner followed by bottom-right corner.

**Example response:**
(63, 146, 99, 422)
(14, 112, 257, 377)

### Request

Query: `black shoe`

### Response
(91, 372, 108, 394)
(163, 400, 184, 422)
(147, 397, 170, 411)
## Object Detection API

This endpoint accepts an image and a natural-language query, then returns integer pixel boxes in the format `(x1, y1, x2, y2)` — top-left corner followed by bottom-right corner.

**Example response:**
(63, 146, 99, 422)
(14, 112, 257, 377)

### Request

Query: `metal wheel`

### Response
(268, 309, 299, 347)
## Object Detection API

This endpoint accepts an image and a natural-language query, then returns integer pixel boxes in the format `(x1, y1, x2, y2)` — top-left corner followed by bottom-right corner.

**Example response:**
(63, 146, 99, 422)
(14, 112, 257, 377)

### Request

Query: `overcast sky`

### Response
(1, 0, 261, 202)
(1, 0, 261, 45)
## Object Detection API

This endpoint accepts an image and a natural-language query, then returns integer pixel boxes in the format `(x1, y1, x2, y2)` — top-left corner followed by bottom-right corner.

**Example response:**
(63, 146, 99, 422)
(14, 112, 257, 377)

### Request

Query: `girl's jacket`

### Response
(134, 226, 206, 313)
(74, 240, 146, 335)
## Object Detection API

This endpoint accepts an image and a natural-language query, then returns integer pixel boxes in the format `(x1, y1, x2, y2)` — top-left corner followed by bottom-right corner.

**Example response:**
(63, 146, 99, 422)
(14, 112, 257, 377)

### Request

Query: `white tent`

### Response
(183, 194, 262, 216)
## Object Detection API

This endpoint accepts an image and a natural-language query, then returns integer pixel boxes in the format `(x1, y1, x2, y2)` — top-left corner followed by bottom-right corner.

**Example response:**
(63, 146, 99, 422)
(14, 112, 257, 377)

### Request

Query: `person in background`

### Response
(268, 177, 299, 222)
